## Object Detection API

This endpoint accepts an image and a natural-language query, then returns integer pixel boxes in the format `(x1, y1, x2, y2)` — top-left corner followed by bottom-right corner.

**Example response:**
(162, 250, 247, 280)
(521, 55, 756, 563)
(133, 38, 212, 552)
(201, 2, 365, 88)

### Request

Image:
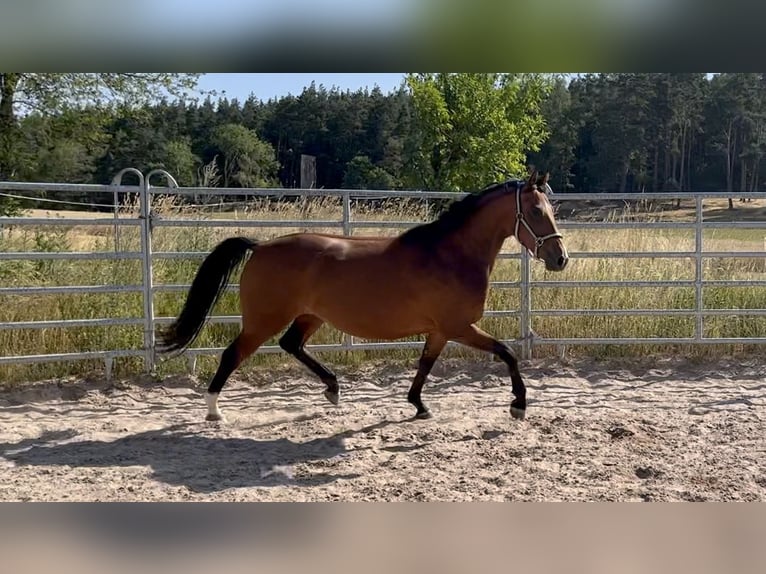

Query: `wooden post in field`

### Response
(300, 154, 316, 189)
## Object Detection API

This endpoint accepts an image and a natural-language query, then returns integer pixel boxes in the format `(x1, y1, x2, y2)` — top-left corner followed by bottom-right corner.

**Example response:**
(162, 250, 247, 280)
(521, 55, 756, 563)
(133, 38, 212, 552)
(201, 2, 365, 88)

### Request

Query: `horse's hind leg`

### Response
(205, 322, 285, 422)
(279, 314, 340, 405)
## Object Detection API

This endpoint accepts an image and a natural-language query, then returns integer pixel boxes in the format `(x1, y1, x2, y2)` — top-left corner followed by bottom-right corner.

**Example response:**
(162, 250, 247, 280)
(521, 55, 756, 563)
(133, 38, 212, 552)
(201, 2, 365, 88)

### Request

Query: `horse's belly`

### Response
(310, 291, 433, 341)
(329, 317, 428, 341)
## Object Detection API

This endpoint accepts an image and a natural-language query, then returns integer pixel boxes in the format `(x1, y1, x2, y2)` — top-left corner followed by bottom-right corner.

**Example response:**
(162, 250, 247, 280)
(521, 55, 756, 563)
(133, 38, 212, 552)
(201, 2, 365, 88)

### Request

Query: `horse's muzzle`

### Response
(544, 254, 569, 272)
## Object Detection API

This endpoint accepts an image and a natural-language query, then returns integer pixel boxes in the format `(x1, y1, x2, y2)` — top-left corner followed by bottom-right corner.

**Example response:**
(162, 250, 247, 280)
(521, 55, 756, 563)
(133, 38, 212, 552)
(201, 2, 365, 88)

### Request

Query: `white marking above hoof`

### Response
(205, 392, 224, 421)
(510, 406, 526, 420)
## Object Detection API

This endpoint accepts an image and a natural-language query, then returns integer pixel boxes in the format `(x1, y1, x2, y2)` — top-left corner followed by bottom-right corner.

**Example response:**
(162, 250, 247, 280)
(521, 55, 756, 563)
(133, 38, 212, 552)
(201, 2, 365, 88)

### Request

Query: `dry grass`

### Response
(1, 194, 764, 383)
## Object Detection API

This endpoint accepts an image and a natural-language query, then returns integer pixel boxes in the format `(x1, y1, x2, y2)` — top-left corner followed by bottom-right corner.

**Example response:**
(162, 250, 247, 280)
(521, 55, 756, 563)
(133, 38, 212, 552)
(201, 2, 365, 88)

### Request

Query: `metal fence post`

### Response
(520, 246, 532, 360)
(694, 196, 704, 341)
(113, 187, 120, 253)
(138, 173, 154, 373)
(342, 191, 351, 236)
(341, 191, 353, 350)
(141, 169, 179, 373)
(110, 168, 144, 253)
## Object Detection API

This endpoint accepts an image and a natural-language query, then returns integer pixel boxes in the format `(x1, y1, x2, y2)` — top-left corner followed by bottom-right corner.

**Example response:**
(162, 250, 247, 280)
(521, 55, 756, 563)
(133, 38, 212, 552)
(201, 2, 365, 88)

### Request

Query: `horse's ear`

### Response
(541, 172, 550, 185)
(525, 169, 538, 190)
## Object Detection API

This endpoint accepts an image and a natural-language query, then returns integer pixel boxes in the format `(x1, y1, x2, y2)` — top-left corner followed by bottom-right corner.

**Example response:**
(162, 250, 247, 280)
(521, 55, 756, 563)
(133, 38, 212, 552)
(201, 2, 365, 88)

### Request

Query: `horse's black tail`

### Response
(156, 236, 258, 355)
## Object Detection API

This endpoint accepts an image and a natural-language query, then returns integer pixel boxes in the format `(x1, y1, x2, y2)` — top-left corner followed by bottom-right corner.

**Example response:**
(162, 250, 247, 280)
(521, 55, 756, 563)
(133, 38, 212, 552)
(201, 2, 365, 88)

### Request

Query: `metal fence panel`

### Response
(1, 170, 764, 377)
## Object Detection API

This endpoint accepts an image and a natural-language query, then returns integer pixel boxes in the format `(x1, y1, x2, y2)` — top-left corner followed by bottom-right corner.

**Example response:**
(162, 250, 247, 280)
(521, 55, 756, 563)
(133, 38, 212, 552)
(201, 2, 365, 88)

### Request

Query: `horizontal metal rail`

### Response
(0, 349, 143, 366)
(0, 318, 144, 330)
(152, 218, 344, 228)
(151, 309, 522, 328)
(559, 220, 766, 230)
(0, 285, 143, 296)
(149, 281, 529, 293)
(146, 187, 766, 201)
(528, 279, 766, 288)
(530, 308, 766, 317)
(547, 191, 766, 201)
(564, 251, 765, 259)
(530, 337, 766, 346)
(147, 306, 766, 325)
(152, 187, 471, 200)
(0, 217, 141, 226)
(0, 182, 140, 194)
(148, 250, 523, 261)
(0, 251, 143, 261)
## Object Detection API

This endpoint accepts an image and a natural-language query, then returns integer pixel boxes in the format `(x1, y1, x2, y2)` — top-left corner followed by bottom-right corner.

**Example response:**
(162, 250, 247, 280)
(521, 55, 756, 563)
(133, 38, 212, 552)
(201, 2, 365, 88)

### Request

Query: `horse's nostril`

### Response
(558, 256, 568, 269)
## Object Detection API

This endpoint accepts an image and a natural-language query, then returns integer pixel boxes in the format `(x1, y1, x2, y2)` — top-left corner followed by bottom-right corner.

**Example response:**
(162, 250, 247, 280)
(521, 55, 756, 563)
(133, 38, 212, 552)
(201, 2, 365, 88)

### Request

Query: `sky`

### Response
(196, 73, 407, 102)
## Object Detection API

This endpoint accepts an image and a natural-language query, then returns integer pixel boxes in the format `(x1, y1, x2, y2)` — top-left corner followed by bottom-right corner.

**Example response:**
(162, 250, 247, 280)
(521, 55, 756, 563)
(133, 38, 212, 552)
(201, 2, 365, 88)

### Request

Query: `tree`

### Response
(12, 108, 108, 204)
(405, 73, 552, 191)
(160, 139, 201, 186)
(95, 109, 169, 183)
(526, 75, 581, 191)
(0, 73, 202, 179)
(342, 155, 397, 189)
(663, 74, 707, 203)
(705, 74, 762, 208)
(582, 74, 654, 193)
(211, 123, 279, 188)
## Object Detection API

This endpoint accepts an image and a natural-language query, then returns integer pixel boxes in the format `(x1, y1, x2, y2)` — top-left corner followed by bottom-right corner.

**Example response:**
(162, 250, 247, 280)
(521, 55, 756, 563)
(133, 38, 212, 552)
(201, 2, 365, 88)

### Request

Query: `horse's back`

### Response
(258, 232, 392, 263)
(241, 232, 395, 292)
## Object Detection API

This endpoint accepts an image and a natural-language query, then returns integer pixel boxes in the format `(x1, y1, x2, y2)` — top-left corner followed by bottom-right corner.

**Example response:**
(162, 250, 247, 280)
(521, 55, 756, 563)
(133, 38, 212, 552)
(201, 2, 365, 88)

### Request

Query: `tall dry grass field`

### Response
(1, 195, 764, 383)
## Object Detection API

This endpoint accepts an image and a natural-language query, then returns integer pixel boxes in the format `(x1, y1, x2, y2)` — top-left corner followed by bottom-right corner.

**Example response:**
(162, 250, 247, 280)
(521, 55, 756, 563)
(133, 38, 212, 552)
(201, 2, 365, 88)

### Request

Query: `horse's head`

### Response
(514, 170, 569, 272)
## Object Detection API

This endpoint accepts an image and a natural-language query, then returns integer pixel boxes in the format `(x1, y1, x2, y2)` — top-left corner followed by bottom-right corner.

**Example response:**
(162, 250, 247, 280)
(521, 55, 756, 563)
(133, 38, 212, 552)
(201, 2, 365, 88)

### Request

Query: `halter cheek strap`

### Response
(514, 183, 563, 259)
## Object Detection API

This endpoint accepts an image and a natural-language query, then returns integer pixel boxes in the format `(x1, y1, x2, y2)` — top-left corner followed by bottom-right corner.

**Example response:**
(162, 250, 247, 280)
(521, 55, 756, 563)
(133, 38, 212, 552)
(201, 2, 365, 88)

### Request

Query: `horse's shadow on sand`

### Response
(0, 420, 398, 493)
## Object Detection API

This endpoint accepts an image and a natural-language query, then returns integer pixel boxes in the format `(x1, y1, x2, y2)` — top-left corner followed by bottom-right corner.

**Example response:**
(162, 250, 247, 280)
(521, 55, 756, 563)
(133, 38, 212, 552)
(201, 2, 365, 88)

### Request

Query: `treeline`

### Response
(6, 83, 417, 194)
(531, 73, 766, 205)
(3, 73, 766, 210)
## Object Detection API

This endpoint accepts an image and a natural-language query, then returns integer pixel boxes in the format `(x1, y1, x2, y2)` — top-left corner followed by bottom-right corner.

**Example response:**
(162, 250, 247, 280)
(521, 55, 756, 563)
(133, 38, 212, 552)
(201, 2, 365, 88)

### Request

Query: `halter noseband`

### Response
(513, 181, 563, 259)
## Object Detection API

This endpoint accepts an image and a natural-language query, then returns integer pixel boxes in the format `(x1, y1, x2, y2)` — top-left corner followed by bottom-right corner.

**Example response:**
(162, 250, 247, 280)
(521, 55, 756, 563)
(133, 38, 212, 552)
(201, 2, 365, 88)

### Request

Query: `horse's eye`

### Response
(531, 206, 543, 218)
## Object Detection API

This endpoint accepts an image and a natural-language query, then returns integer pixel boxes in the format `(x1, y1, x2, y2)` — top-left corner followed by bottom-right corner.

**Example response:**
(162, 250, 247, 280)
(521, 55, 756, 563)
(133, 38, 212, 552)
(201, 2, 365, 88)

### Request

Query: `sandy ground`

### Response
(1, 356, 764, 502)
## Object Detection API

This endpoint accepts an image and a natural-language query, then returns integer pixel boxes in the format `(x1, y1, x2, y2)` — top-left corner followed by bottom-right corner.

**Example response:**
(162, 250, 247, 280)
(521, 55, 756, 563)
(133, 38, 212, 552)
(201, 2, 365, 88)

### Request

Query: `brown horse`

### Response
(157, 170, 569, 422)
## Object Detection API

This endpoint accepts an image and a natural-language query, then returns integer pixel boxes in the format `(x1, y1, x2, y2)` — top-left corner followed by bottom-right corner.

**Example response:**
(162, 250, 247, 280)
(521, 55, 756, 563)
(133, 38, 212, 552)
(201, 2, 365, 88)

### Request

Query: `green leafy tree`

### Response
(405, 73, 553, 191)
(211, 123, 279, 188)
(160, 138, 201, 186)
(96, 109, 168, 182)
(0, 73, 202, 179)
(342, 155, 397, 189)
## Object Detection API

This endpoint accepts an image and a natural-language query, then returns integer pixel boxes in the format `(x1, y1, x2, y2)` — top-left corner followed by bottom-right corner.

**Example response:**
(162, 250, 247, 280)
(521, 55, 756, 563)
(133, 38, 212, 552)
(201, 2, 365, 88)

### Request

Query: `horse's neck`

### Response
(442, 206, 510, 270)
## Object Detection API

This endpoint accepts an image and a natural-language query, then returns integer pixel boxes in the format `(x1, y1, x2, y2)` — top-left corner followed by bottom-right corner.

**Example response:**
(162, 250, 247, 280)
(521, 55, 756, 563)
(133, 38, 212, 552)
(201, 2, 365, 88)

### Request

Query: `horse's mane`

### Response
(399, 179, 522, 246)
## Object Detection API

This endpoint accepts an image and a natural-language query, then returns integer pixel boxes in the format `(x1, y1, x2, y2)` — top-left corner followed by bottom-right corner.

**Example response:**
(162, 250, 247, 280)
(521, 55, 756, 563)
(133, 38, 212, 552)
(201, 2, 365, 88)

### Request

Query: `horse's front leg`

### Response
(452, 323, 527, 420)
(407, 333, 448, 419)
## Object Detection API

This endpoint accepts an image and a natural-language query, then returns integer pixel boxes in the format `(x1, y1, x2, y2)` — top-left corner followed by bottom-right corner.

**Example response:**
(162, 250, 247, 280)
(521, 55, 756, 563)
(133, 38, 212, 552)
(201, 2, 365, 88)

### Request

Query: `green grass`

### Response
(0, 195, 764, 382)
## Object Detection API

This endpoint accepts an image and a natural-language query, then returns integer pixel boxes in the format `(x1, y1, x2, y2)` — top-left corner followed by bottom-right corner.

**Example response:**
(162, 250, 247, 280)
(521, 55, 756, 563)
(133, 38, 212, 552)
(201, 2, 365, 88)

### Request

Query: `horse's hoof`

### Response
(510, 406, 526, 420)
(324, 389, 340, 405)
(205, 413, 224, 422)
(415, 410, 433, 420)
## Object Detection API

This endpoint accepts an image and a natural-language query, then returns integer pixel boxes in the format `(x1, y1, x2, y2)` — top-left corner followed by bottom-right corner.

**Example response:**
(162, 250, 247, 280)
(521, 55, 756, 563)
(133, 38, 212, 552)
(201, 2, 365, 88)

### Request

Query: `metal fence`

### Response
(1, 169, 765, 378)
